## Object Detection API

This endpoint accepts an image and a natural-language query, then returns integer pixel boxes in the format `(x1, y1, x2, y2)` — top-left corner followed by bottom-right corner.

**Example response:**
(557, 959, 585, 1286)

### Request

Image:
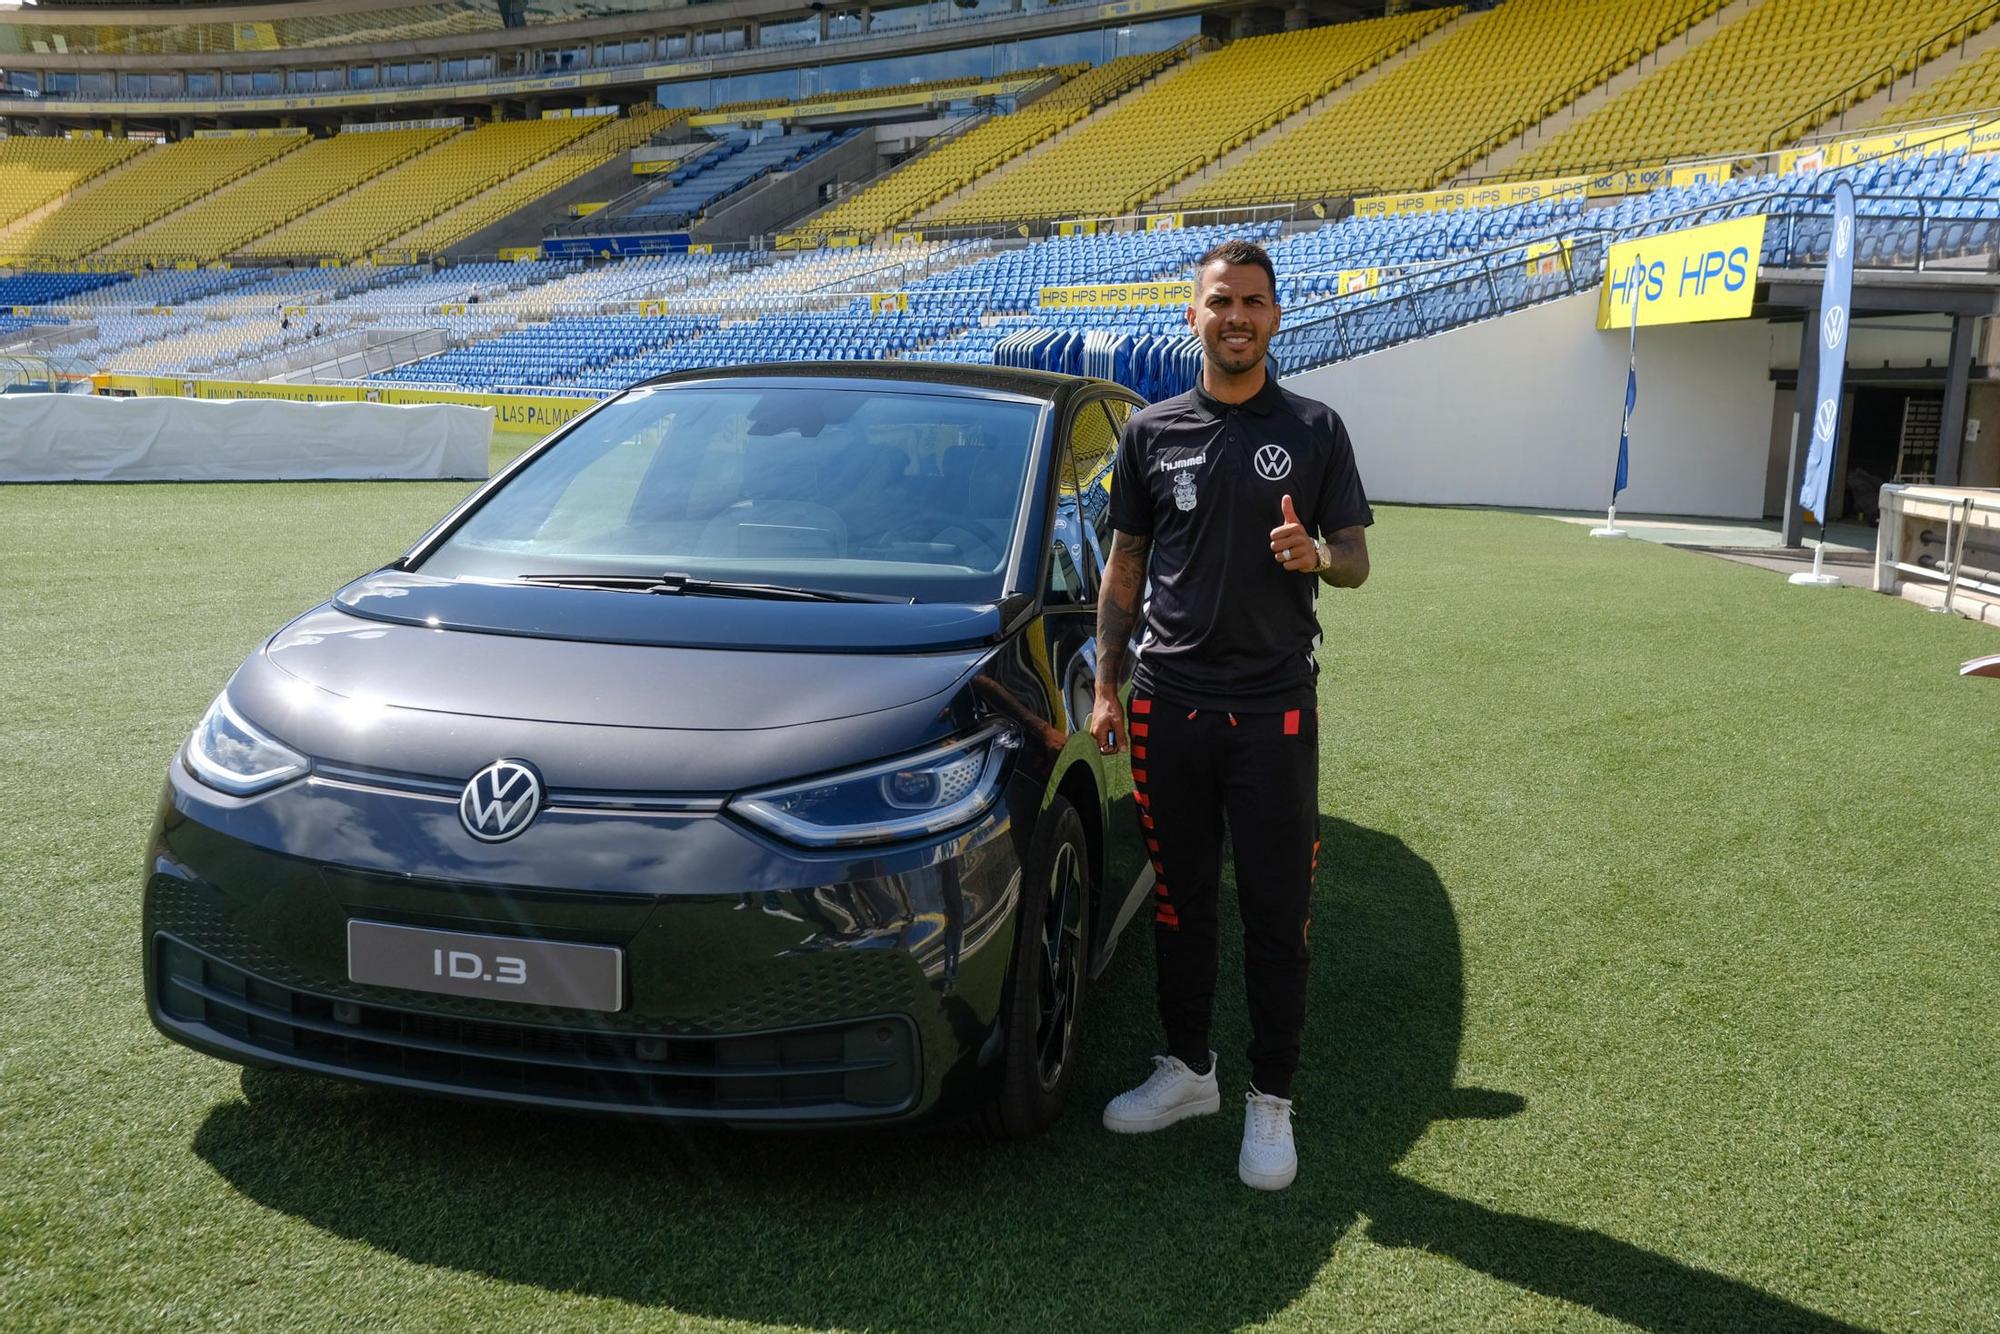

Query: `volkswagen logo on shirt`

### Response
(1254, 444, 1293, 481)
(459, 759, 544, 842)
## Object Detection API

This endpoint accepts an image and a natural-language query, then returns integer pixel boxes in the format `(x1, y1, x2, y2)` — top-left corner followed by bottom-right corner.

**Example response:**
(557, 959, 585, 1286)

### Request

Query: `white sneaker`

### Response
(1102, 1053, 1221, 1133)
(1238, 1089, 1297, 1190)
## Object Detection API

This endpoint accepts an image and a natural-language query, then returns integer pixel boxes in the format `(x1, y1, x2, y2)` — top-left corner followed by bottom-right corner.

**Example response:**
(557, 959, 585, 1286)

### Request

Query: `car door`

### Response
(1056, 391, 1151, 967)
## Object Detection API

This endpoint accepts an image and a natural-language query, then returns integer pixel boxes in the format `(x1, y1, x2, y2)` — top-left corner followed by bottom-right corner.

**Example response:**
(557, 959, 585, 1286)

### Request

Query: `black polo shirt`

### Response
(1108, 374, 1372, 711)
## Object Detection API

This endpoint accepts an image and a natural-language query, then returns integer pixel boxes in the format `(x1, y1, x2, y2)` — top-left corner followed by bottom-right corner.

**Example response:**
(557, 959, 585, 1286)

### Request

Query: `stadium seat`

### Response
(928, 12, 1451, 225)
(241, 118, 602, 262)
(1515, 0, 1991, 174)
(1182, 0, 1726, 207)
(796, 51, 1191, 241)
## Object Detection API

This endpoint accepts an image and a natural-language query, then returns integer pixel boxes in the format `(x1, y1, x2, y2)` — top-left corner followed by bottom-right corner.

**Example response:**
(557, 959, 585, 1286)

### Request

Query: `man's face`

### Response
(1188, 259, 1280, 376)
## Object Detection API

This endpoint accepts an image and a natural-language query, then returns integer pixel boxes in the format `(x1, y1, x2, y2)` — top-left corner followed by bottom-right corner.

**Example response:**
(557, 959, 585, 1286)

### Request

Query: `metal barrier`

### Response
(1272, 179, 2000, 375)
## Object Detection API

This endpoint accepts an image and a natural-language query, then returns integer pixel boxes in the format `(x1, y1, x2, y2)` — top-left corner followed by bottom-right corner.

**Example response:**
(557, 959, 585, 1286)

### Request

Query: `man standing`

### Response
(1089, 239, 1371, 1190)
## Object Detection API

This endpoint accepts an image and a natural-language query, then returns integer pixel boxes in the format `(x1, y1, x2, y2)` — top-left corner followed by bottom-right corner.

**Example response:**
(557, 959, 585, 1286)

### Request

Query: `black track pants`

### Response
(1128, 694, 1320, 1099)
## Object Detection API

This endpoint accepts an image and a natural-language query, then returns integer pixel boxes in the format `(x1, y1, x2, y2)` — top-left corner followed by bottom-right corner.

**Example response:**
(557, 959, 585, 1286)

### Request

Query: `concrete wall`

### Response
(1282, 291, 1782, 518)
(1963, 383, 2000, 487)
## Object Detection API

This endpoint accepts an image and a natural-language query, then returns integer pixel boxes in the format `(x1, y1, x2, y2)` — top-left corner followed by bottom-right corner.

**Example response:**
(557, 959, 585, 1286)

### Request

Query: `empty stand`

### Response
(1869, 44, 2000, 128)
(101, 128, 453, 265)
(1514, 0, 1995, 173)
(241, 118, 599, 261)
(0, 138, 146, 231)
(675, 241, 981, 314)
(1181, 0, 1722, 208)
(2, 134, 304, 263)
(387, 108, 684, 256)
(0, 272, 125, 305)
(796, 48, 1192, 241)
(482, 253, 740, 317)
(627, 129, 852, 226)
(926, 13, 1450, 225)
(368, 314, 721, 392)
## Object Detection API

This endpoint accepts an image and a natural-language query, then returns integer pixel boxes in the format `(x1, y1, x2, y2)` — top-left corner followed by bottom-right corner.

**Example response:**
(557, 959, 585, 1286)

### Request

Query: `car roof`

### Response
(632, 361, 1130, 404)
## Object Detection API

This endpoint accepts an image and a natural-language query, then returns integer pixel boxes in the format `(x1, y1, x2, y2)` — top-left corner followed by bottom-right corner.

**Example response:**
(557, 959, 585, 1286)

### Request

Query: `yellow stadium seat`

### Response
(0, 138, 146, 231)
(241, 117, 601, 261)
(3, 135, 301, 263)
(795, 49, 1195, 240)
(1515, 0, 1994, 173)
(928, 11, 1453, 226)
(389, 108, 687, 256)
(103, 127, 453, 264)
(1182, 0, 1725, 209)
(1870, 42, 2000, 128)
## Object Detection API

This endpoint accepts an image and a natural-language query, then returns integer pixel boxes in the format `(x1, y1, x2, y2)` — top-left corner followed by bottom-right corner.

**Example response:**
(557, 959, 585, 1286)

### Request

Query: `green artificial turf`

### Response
(2, 456, 1995, 1331)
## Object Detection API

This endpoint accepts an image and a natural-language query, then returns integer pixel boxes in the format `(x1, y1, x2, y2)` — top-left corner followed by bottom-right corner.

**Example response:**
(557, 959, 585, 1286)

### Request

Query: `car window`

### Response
(419, 385, 1046, 604)
(1088, 396, 1136, 568)
(1048, 410, 1086, 606)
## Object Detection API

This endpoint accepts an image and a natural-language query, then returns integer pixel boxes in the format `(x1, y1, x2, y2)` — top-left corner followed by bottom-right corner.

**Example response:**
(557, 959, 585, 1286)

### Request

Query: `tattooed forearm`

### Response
(1316, 525, 1370, 589)
(1094, 530, 1150, 693)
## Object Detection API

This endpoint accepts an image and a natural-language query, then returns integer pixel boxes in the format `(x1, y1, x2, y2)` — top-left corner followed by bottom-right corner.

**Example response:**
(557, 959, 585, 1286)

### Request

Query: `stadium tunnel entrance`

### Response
(1761, 269, 2000, 544)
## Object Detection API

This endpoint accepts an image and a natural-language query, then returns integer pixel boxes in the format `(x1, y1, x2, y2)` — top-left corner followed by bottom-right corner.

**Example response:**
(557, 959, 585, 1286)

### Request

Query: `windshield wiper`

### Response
(516, 573, 912, 604)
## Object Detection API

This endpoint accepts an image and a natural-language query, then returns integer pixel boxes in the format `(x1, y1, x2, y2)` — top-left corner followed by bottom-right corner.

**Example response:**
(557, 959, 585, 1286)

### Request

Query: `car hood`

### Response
(262, 603, 987, 735)
(334, 569, 1008, 654)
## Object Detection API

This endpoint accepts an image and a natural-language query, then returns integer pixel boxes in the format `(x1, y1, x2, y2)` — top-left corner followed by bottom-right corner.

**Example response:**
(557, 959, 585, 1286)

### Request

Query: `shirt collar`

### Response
(1191, 372, 1282, 420)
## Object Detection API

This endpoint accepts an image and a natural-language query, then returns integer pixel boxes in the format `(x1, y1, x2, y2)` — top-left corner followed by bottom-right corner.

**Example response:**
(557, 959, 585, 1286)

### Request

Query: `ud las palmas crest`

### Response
(1173, 469, 1198, 511)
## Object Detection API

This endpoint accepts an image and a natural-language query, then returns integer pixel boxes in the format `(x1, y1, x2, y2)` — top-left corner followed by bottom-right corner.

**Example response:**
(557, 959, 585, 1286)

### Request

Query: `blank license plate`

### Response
(347, 920, 624, 1013)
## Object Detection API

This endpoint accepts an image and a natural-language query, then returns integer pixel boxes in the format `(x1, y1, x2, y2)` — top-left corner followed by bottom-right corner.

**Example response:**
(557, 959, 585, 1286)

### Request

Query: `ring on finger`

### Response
(1280, 547, 1292, 561)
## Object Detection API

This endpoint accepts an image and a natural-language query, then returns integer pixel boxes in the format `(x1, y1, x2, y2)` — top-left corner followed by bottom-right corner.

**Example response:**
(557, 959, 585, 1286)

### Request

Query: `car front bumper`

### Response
(143, 759, 1027, 1124)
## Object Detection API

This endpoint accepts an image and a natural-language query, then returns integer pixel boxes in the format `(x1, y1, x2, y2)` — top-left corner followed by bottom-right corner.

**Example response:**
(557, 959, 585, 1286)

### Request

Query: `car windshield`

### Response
(419, 384, 1046, 603)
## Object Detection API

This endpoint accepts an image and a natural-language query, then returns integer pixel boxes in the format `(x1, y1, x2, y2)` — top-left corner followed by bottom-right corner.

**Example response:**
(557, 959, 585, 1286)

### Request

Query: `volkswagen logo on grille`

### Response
(459, 759, 544, 843)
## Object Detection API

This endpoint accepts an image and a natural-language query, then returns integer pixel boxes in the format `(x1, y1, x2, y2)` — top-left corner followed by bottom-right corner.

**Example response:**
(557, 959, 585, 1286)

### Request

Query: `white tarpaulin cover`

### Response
(0, 393, 492, 482)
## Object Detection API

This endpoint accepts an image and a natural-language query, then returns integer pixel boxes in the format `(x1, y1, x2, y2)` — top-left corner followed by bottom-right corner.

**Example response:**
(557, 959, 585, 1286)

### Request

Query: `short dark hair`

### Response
(1194, 239, 1276, 298)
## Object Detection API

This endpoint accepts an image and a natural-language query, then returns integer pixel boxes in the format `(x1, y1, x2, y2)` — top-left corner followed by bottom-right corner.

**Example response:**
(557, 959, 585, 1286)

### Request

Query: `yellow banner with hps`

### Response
(1598, 215, 1766, 330)
(1353, 175, 1590, 218)
(868, 292, 910, 315)
(1040, 281, 1194, 310)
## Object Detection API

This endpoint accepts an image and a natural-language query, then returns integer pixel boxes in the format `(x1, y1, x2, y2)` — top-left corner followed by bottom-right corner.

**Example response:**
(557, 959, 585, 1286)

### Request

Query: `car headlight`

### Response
(731, 726, 1014, 848)
(182, 692, 310, 796)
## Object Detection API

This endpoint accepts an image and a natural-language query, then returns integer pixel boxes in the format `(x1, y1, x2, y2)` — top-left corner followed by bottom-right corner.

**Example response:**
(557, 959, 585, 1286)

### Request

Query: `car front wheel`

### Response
(983, 795, 1091, 1139)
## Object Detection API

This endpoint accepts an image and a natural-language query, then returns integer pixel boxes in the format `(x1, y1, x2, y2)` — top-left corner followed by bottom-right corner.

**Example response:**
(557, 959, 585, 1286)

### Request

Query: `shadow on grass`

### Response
(192, 820, 1862, 1332)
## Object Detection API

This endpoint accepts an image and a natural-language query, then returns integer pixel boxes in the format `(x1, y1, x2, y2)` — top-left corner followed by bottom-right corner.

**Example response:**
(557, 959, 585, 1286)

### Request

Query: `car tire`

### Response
(982, 795, 1092, 1139)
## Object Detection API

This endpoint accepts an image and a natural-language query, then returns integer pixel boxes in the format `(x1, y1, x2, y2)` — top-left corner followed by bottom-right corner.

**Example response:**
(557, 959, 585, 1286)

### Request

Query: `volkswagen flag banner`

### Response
(1798, 181, 1856, 525)
(1614, 291, 1638, 500)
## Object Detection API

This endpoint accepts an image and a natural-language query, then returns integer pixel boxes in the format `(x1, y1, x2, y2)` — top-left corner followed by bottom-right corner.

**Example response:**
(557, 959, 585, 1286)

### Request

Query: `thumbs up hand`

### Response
(1270, 494, 1317, 572)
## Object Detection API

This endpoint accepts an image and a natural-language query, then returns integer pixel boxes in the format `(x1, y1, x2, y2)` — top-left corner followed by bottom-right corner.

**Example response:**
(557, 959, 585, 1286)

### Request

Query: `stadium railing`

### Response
(1273, 151, 2000, 376)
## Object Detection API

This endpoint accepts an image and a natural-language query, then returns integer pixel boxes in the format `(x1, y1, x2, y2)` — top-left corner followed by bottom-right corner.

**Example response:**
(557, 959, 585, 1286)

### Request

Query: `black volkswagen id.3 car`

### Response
(145, 364, 1153, 1136)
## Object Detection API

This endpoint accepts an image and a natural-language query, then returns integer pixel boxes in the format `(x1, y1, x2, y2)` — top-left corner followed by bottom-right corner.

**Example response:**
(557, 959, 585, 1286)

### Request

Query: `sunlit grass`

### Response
(2, 479, 1994, 1331)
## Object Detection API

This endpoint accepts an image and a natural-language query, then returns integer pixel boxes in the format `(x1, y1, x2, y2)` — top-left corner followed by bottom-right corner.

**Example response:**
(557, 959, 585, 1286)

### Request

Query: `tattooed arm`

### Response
(1315, 524, 1370, 588)
(1089, 529, 1150, 755)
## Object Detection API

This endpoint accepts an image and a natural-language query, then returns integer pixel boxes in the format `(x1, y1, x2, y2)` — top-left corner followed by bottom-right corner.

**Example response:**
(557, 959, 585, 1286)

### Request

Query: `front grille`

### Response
(155, 934, 919, 1119)
(149, 873, 927, 1037)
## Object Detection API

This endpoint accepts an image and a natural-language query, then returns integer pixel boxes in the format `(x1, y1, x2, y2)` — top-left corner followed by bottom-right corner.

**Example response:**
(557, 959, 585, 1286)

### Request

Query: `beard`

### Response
(1207, 331, 1266, 374)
